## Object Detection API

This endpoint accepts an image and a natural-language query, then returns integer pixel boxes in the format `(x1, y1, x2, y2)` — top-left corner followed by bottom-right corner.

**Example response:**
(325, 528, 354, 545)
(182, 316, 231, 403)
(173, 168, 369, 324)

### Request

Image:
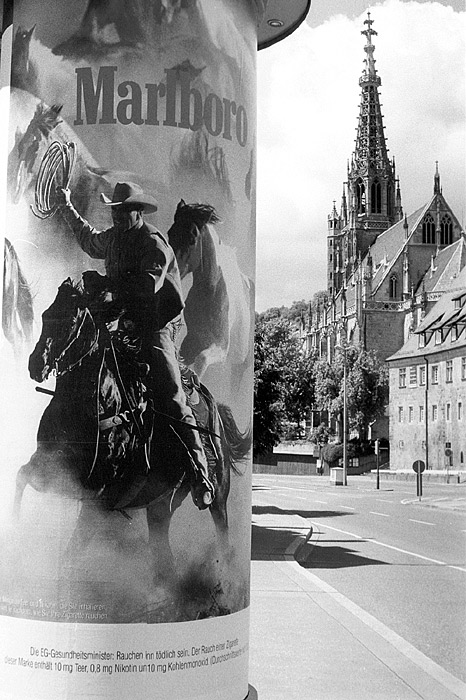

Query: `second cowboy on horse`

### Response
(55, 181, 215, 510)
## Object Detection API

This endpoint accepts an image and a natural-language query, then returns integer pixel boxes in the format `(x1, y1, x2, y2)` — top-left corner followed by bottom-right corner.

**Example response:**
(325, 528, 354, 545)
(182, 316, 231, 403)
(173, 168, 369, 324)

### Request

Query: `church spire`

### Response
(361, 12, 379, 82)
(346, 13, 398, 236)
(434, 161, 441, 194)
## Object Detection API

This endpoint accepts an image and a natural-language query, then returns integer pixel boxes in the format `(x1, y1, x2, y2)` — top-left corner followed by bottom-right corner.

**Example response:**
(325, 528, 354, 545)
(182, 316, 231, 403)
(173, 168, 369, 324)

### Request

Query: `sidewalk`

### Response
(248, 505, 466, 700)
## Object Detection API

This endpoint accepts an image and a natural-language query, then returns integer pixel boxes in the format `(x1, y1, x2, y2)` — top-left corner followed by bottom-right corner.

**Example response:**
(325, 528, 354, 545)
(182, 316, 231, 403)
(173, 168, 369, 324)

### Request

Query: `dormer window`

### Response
(418, 334, 426, 348)
(422, 214, 435, 244)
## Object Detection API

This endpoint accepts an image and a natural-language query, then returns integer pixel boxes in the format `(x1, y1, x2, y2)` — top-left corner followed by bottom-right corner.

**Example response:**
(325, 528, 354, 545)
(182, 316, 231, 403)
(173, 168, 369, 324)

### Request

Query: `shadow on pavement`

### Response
(300, 543, 388, 569)
(252, 505, 352, 519)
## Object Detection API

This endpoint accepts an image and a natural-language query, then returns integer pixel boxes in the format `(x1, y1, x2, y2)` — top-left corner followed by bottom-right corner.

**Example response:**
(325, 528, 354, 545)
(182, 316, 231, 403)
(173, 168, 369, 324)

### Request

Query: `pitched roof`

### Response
(369, 205, 427, 293)
(418, 236, 466, 293)
(387, 264, 466, 362)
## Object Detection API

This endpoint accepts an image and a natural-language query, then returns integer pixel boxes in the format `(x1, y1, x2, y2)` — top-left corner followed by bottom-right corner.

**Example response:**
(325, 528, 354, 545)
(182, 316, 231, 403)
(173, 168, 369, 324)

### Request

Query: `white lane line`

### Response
(308, 520, 466, 572)
(338, 505, 355, 511)
(376, 498, 394, 503)
(409, 519, 435, 526)
(370, 511, 390, 517)
(315, 500, 328, 504)
(280, 533, 466, 700)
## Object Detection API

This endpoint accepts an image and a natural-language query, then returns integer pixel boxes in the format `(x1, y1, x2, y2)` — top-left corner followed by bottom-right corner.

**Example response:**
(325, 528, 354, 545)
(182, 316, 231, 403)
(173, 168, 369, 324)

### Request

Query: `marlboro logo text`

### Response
(74, 66, 248, 146)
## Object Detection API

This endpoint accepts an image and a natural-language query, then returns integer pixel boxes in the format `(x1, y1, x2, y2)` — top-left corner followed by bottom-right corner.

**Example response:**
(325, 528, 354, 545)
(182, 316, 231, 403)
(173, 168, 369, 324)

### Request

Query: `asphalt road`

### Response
(252, 473, 466, 684)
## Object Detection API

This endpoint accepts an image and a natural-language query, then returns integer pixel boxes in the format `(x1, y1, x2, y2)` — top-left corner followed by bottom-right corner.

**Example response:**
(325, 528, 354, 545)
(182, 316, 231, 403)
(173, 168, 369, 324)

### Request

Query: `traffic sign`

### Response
(445, 448, 453, 457)
(412, 460, 426, 474)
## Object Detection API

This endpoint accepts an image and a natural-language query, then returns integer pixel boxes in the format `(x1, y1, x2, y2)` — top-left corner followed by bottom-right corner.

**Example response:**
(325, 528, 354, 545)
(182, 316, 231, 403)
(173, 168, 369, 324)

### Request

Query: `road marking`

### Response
(315, 500, 328, 504)
(308, 520, 466, 572)
(409, 519, 435, 526)
(338, 505, 355, 510)
(376, 498, 393, 503)
(279, 533, 466, 700)
(370, 511, 390, 517)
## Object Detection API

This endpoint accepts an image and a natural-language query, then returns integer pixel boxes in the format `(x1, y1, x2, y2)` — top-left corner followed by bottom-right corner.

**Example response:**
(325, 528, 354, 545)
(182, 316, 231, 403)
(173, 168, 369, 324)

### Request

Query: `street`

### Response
(252, 474, 466, 686)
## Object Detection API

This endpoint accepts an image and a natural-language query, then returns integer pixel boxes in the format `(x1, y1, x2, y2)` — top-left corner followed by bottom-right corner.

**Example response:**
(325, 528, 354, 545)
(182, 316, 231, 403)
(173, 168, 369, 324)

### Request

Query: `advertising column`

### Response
(0, 2, 260, 698)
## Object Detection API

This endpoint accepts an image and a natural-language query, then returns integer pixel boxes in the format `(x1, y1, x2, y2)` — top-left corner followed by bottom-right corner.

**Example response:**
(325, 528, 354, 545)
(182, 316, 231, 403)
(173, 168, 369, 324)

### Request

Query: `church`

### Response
(307, 13, 465, 369)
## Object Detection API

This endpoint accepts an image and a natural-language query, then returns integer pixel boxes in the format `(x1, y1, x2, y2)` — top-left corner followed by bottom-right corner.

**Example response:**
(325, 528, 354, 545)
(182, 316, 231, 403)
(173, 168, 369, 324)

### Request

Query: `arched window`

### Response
(356, 178, 366, 214)
(371, 179, 382, 213)
(440, 214, 453, 246)
(387, 183, 393, 217)
(422, 214, 435, 244)
(389, 274, 398, 299)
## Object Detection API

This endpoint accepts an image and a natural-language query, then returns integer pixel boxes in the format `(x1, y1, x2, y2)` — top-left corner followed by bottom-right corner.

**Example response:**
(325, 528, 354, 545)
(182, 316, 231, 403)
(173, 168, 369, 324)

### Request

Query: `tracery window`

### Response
(422, 214, 435, 244)
(356, 178, 366, 214)
(440, 214, 453, 246)
(371, 178, 382, 213)
(389, 274, 398, 299)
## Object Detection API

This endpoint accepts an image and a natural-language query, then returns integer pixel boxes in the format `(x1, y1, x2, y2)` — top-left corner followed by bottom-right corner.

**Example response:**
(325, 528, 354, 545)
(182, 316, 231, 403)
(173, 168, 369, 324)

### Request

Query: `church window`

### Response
(371, 179, 382, 213)
(389, 274, 398, 299)
(356, 178, 366, 214)
(440, 214, 453, 245)
(387, 183, 393, 217)
(422, 214, 435, 244)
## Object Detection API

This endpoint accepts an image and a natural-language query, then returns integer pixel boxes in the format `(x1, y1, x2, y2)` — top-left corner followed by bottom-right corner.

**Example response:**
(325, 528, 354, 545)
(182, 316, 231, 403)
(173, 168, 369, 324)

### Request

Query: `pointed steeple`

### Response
(434, 161, 441, 194)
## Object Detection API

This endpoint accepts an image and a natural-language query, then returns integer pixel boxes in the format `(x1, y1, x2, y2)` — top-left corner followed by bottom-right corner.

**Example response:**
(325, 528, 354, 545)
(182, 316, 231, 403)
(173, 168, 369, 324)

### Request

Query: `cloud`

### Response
(256, 0, 465, 311)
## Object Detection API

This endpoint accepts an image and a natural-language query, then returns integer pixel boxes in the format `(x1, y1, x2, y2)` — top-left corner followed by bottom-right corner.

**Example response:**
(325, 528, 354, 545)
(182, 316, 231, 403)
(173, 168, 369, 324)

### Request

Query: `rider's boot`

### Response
(190, 466, 215, 510)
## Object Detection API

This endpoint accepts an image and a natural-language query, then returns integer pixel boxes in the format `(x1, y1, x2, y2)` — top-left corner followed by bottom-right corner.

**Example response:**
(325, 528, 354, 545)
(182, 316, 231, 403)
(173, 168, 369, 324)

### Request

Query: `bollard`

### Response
(0, 2, 310, 698)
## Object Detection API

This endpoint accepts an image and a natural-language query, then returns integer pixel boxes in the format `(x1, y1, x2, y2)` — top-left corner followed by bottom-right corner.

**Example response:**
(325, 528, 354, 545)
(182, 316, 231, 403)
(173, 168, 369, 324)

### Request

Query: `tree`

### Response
(313, 345, 388, 439)
(253, 311, 315, 455)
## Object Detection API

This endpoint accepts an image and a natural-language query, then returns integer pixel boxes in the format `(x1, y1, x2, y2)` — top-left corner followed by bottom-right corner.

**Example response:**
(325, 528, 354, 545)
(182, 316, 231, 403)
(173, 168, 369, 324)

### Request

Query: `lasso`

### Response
(32, 141, 76, 219)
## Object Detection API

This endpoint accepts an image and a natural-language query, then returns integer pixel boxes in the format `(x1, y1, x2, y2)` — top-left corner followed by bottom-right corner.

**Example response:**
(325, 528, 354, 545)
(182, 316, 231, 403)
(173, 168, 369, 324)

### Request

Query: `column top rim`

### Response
(258, 0, 311, 50)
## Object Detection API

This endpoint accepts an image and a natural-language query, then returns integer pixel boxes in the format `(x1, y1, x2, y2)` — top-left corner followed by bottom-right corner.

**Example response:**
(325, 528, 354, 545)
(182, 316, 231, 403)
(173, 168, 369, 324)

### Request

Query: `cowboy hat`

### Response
(100, 182, 158, 213)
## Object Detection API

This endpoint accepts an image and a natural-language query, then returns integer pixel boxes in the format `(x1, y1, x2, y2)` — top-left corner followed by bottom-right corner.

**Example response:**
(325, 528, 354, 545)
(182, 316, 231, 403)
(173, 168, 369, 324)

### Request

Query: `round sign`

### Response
(445, 448, 453, 457)
(412, 460, 426, 473)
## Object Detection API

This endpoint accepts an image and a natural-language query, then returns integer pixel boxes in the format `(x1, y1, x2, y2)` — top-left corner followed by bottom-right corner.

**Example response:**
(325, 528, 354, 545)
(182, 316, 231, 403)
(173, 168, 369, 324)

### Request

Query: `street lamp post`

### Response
(335, 341, 348, 486)
(342, 345, 348, 486)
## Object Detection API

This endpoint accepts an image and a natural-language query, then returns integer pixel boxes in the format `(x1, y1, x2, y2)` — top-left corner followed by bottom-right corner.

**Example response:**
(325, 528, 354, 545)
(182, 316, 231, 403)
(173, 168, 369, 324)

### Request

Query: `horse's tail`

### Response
(217, 403, 251, 476)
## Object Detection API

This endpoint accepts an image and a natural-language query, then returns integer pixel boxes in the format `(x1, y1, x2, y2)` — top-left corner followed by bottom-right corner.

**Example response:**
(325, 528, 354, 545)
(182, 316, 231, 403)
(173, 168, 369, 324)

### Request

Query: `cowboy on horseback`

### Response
(55, 181, 215, 510)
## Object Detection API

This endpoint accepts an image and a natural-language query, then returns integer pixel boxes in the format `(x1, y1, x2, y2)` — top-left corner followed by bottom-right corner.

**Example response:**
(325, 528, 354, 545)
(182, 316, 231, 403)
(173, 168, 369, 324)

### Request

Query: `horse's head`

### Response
(28, 278, 91, 382)
(11, 103, 63, 204)
(167, 200, 220, 278)
(11, 25, 36, 91)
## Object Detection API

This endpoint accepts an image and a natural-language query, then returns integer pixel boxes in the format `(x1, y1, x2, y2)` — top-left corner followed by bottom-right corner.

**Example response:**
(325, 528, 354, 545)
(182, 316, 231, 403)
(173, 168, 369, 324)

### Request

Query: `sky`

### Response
(255, 0, 466, 311)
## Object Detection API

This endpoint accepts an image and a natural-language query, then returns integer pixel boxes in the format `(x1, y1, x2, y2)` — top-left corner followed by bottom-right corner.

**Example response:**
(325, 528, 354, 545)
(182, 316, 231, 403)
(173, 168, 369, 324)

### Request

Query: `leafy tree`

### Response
(313, 345, 388, 439)
(253, 311, 316, 454)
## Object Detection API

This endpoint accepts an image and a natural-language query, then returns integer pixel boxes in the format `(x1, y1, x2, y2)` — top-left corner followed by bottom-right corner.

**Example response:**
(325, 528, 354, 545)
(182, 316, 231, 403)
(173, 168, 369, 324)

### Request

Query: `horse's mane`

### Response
(168, 201, 220, 255)
(27, 103, 63, 139)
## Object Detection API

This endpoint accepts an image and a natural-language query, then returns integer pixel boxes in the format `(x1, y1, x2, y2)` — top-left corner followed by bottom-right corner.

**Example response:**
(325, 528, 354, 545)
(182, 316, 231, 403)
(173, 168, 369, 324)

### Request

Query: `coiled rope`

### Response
(32, 140, 76, 219)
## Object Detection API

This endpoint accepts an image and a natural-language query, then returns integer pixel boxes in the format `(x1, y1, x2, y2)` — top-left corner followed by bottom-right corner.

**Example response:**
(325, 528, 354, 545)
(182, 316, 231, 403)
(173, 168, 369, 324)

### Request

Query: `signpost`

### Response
(412, 459, 426, 500)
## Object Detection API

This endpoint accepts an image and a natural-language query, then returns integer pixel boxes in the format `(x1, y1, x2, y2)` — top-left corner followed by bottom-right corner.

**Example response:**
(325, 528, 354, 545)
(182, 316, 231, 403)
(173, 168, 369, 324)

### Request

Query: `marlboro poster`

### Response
(0, 2, 257, 698)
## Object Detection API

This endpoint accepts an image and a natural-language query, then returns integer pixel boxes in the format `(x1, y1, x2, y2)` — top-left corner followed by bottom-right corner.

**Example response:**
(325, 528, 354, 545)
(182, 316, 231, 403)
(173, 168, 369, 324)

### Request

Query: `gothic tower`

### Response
(328, 13, 402, 295)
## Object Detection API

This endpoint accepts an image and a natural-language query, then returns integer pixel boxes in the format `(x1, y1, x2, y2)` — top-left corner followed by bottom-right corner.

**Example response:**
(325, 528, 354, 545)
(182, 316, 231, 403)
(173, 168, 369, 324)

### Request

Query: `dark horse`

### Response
(15, 276, 250, 587)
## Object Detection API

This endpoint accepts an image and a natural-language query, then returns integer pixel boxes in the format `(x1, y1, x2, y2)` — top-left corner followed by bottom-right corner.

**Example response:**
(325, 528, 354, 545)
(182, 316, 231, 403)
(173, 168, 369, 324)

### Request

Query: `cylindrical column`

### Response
(1, 3, 260, 699)
(0, 2, 310, 698)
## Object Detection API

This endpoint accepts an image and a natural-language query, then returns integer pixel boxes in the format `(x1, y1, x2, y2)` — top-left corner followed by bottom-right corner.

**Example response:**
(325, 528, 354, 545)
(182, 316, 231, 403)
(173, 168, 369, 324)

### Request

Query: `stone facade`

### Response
(388, 273, 466, 471)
